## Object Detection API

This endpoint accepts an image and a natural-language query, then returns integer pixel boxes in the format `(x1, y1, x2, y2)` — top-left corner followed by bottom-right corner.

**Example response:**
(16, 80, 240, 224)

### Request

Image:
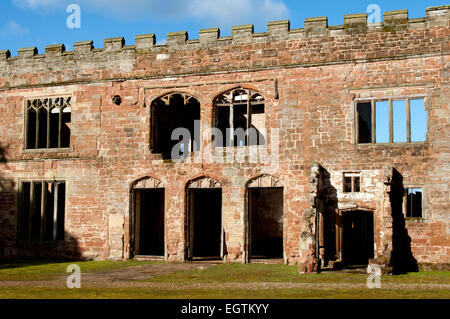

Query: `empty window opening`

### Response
(19, 181, 65, 242)
(151, 93, 200, 160)
(410, 99, 427, 142)
(356, 97, 427, 144)
(214, 88, 266, 147)
(341, 210, 374, 266)
(134, 189, 165, 256)
(393, 100, 407, 143)
(187, 188, 222, 259)
(248, 187, 283, 259)
(357, 102, 372, 143)
(375, 101, 390, 143)
(406, 188, 422, 218)
(25, 97, 72, 149)
(343, 173, 361, 193)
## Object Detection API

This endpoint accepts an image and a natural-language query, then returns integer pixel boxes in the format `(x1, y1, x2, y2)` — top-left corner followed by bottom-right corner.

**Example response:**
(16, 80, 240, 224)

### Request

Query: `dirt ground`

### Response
(1, 262, 449, 291)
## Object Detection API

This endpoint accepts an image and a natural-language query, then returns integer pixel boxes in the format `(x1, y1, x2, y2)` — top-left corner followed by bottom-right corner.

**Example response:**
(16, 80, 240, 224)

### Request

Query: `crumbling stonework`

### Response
(0, 6, 448, 268)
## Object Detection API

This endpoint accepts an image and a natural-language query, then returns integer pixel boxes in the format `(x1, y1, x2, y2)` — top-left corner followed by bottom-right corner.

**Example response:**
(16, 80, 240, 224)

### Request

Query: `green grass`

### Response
(0, 259, 159, 281)
(1, 260, 449, 299)
(1, 287, 449, 299)
(146, 263, 450, 285)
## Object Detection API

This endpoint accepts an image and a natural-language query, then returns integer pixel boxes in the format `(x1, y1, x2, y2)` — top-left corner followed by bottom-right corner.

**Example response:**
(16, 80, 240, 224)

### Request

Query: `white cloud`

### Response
(13, 0, 290, 27)
(0, 21, 29, 37)
(12, 0, 63, 10)
(187, 0, 289, 26)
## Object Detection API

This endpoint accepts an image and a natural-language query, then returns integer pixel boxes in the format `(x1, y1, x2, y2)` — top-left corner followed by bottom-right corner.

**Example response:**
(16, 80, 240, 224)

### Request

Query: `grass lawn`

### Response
(0, 259, 158, 281)
(0, 260, 449, 299)
(145, 263, 450, 285)
(1, 287, 449, 299)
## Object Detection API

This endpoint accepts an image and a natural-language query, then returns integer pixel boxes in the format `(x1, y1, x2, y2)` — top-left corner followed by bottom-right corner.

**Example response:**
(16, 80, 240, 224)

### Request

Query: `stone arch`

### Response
(246, 174, 283, 188)
(150, 92, 201, 159)
(187, 176, 222, 189)
(185, 176, 223, 260)
(131, 176, 164, 189)
(213, 87, 266, 147)
(129, 176, 165, 259)
(245, 174, 284, 262)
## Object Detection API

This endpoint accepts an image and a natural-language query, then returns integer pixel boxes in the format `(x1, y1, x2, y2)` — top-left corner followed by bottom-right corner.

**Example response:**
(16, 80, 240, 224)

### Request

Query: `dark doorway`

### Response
(342, 210, 374, 265)
(134, 189, 165, 256)
(187, 189, 222, 259)
(249, 187, 284, 259)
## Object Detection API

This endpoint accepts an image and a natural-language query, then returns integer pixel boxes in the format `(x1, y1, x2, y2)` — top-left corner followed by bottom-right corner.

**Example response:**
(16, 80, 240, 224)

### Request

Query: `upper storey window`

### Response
(150, 93, 201, 160)
(356, 98, 427, 144)
(214, 88, 266, 147)
(25, 97, 72, 149)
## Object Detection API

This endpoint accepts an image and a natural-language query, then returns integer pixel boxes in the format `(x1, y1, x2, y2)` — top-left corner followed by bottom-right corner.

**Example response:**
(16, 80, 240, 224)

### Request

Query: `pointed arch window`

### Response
(214, 88, 266, 147)
(25, 97, 71, 149)
(150, 93, 200, 160)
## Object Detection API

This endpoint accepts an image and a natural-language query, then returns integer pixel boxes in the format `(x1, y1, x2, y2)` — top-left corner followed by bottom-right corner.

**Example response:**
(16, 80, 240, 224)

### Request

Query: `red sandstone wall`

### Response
(0, 7, 448, 264)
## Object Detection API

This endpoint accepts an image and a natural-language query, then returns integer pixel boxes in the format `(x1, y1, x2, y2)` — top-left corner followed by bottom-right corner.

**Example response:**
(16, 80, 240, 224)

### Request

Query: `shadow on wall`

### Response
(389, 168, 418, 274)
(320, 168, 338, 267)
(0, 143, 82, 261)
(0, 143, 15, 258)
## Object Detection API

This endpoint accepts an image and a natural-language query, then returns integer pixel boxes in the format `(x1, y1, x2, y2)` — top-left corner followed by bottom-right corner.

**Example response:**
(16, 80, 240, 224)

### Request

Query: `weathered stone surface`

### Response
(0, 6, 448, 266)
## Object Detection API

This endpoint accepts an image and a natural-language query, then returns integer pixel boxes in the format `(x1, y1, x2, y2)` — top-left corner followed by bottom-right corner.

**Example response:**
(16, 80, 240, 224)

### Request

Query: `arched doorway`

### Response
(247, 175, 284, 260)
(131, 177, 165, 258)
(186, 177, 223, 260)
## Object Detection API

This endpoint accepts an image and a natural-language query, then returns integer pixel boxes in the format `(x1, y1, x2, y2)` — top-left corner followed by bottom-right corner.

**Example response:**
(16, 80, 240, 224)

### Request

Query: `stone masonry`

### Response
(0, 6, 449, 269)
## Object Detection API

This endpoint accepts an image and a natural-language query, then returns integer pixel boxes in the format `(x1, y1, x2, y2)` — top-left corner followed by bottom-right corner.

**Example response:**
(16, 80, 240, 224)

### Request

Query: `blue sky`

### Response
(0, 1, 447, 55)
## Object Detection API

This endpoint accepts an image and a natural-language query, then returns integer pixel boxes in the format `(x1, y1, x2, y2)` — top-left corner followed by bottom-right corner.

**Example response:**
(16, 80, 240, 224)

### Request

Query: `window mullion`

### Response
(230, 103, 234, 147)
(35, 108, 39, 149)
(58, 107, 62, 148)
(246, 90, 251, 146)
(406, 98, 411, 143)
(371, 99, 376, 144)
(29, 182, 35, 241)
(53, 182, 59, 240)
(40, 181, 46, 241)
(46, 107, 50, 148)
(388, 99, 393, 143)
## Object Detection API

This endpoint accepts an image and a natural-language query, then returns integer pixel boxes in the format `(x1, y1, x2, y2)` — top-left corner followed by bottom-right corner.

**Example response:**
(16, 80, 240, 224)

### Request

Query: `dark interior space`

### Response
(357, 102, 372, 143)
(389, 169, 419, 273)
(135, 189, 165, 256)
(189, 189, 222, 259)
(342, 210, 374, 266)
(249, 187, 283, 259)
(406, 188, 422, 218)
(152, 94, 200, 160)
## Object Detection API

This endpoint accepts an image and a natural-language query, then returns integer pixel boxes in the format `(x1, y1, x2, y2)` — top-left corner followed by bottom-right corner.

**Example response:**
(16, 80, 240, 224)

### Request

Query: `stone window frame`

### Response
(23, 95, 73, 151)
(402, 184, 429, 221)
(342, 171, 361, 193)
(353, 94, 429, 145)
(17, 179, 67, 243)
(213, 87, 266, 148)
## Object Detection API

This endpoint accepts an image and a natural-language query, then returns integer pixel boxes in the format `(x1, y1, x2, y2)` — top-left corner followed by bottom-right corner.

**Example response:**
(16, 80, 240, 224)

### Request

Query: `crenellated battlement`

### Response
(0, 5, 448, 90)
(0, 6, 448, 61)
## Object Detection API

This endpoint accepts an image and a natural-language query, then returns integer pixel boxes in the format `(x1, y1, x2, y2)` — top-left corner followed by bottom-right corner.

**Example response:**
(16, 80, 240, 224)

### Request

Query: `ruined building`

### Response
(0, 6, 449, 272)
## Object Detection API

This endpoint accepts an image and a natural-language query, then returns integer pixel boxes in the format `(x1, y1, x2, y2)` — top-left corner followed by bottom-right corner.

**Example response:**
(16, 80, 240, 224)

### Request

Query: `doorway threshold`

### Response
(134, 255, 165, 261)
(249, 258, 284, 265)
